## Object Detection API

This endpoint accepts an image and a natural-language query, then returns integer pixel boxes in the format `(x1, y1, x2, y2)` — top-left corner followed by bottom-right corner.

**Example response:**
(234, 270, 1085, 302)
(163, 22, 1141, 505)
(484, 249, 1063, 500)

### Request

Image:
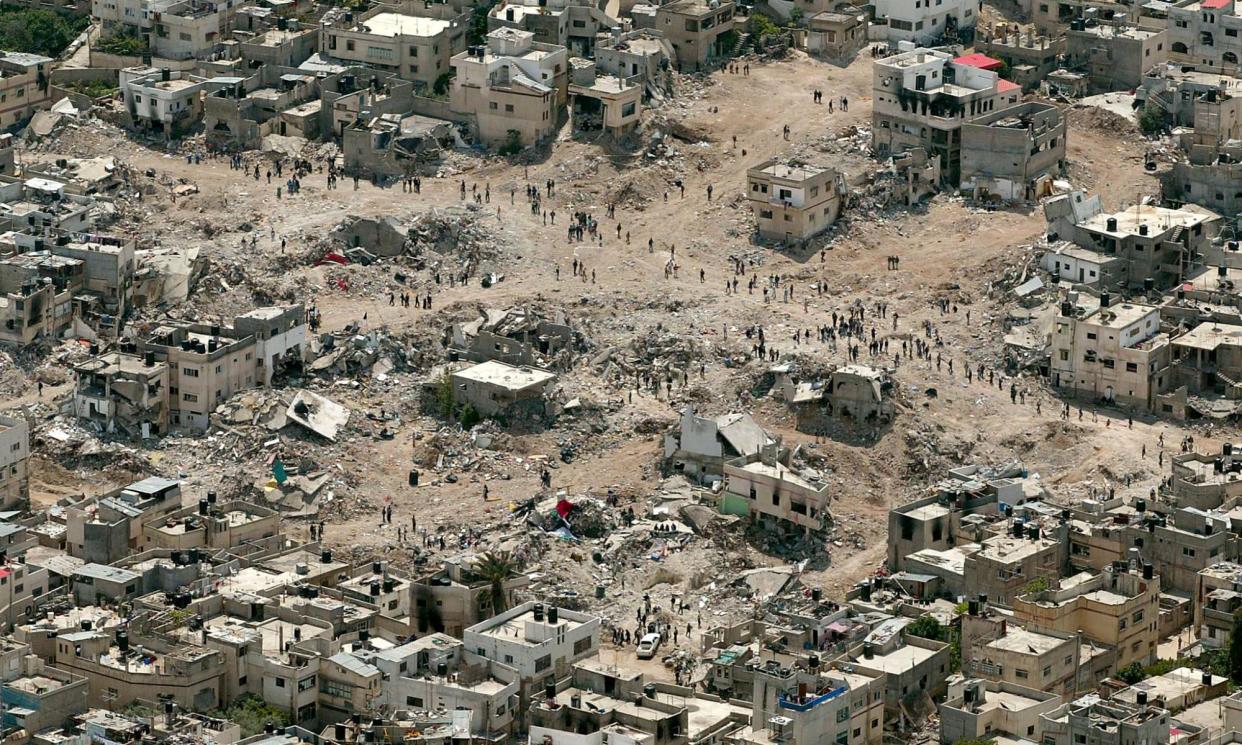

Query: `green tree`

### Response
(0, 8, 87, 57)
(470, 551, 520, 616)
(789, 6, 804, 25)
(748, 13, 780, 39)
(458, 402, 481, 429)
(905, 615, 946, 641)
(1229, 619, 1242, 683)
(1138, 105, 1166, 136)
(1021, 576, 1051, 595)
(434, 371, 455, 419)
(433, 71, 453, 96)
(94, 30, 148, 56)
(498, 128, 523, 155)
(209, 695, 290, 737)
(1116, 661, 1146, 684)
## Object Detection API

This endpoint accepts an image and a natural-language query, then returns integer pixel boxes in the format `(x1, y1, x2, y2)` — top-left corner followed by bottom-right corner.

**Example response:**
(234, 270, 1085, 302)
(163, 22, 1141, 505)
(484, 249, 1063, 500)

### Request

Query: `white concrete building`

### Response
(463, 602, 599, 683)
(450, 28, 568, 148)
(120, 67, 213, 136)
(873, 0, 980, 45)
(0, 415, 28, 511)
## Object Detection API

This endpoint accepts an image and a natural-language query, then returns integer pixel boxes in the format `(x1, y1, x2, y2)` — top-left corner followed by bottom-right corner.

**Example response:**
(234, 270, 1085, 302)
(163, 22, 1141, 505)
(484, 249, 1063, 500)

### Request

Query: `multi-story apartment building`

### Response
(136, 305, 305, 432)
(1050, 297, 1172, 408)
(746, 159, 847, 244)
(1130, 507, 1239, 593)
(1012, 564, 1161, 670)
(320, 8, 467, 91)
(95, 0, 245, 59)
(872, 0, 980, 45)
(872, 49, 1021, 183)
(463, 602, 599, 686)
(449, 28, 567, 148)
(649, 0, 734, 71)
(1169, 0, 1242, 73)
(940, 678, 1061, 745)
(1040, 698, 1172, 745)
(962, 527, 1067, 606)
(0, 415, 28, 511)
(1065, 23, 1168, 93)
(0, 53, 52, 132)
(745, 662, 884, 745)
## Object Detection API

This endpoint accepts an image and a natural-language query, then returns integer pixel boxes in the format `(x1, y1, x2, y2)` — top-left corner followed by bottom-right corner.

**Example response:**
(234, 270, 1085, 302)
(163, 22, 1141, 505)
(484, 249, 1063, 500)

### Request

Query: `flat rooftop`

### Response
(453, 361, 555, 389)
(1085, 302, 1158, 329)
(987, 627, 1068, 655)
(1173, 323, 1242, 350)
(1082, 204, 1214, 237)
(357, 12, 451, 37)
(752, 161, 829, 182)
(476, 606, 588, 646)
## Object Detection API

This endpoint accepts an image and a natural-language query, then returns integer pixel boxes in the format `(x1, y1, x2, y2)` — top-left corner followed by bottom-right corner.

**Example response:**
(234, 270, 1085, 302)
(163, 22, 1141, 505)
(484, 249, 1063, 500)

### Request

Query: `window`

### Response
(183, 393, 198, 402)
(1126, 362, 1138, 373)
(573, 637, 592, 654)
(183, 367, 199, 377)
(836, 708, 849, 723)
(409, 45, 419, 56)
(505, 104, 514, 112)
(406, 696, 424, 707)
(1015, 669, 1028, 678)
(276, 678, 286, 688)
(347, 40, 355, 51)
(534, 655, 551, 672)
(489, 102, 498, 110)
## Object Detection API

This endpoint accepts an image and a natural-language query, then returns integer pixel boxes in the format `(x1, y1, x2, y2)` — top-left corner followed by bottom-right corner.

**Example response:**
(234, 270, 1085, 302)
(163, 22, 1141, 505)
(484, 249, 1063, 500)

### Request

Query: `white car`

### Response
(636, 632, 662, 659)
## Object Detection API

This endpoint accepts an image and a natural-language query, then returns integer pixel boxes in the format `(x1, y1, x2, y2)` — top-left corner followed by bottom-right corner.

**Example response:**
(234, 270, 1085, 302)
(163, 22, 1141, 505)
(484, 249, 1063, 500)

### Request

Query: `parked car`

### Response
(636, 632, 662, 659)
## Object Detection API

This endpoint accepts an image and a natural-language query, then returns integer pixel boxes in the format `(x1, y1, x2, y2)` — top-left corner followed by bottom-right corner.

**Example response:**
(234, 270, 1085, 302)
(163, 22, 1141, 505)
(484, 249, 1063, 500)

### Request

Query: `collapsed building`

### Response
(73, 306, 306, 435)
(663, 406, 777, 485)
(446, 306, 578, 369)
(772, 363, 898, 431)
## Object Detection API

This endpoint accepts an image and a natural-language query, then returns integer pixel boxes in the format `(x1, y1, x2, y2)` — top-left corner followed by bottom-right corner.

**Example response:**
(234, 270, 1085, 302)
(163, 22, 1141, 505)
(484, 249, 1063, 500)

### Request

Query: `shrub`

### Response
(0, 7, 88, 57)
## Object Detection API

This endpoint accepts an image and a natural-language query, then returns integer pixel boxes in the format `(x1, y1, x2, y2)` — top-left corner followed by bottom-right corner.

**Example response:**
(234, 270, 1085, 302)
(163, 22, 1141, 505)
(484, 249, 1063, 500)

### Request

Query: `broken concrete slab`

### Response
(287, 390, 350, 441)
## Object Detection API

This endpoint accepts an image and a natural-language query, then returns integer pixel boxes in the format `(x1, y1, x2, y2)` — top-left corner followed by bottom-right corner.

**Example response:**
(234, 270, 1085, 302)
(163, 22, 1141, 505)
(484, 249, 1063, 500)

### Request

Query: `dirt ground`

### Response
(4, 45, 1208, 680)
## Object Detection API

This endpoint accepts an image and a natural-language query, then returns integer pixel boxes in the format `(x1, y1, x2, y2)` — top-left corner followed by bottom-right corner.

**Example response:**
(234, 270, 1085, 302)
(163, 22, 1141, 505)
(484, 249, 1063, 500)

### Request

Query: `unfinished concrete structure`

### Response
(746, 159, 846, 244)
(959, 102, 1067, 202)
(202, 66, 319, 149)
(592, 30, 672, 87)
(776, 364, 897, 431)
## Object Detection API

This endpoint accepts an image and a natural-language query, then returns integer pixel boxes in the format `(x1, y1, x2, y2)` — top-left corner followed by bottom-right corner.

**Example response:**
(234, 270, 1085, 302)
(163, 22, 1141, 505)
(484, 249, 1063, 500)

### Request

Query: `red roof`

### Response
(997, 79, 1022, 93)
(954, 53, 1004, 71)
(1203, 0, 1230, 9)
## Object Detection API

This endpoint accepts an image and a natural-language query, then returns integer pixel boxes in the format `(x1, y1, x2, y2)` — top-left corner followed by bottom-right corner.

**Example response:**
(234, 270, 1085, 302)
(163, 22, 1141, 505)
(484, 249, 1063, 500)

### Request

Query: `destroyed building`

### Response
(959, 101, 1067, 202)
(567, 60, 642, 137)
(119, 67, 213, 138)
(342, 113, 452, 178)
(72, 348, 170, 438)
(746, 159, 846, 244)
(630, 0, 735, 72)
(488, 0, 618, 56)
(775, 364, 897, 430)
(595, 33, 670, 91)
(719, 447, 832, 534)
(663, 406, 777, 485)
(202, 66, 320, 149)
(872, 49, 1022, 183)
(447, 306, 577, 369)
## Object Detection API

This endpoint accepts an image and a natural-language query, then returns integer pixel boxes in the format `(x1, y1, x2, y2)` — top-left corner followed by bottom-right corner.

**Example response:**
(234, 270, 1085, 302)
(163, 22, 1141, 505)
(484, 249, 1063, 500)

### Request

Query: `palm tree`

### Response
(471, 551, 520, 617)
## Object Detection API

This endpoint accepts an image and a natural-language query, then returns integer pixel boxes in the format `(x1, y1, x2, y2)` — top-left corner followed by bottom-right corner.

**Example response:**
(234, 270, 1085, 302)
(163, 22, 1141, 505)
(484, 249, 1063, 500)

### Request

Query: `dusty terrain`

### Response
(3, 47, 1206, 681)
